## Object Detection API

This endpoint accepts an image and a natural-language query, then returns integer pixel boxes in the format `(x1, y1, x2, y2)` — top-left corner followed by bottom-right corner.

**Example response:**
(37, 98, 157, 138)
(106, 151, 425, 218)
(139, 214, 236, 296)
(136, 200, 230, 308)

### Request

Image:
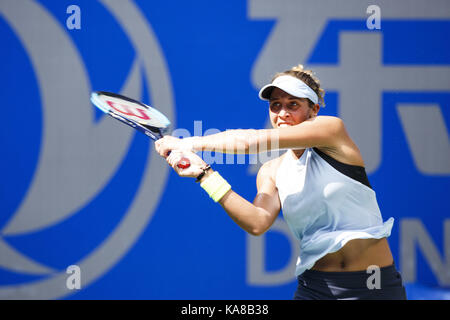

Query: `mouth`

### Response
(277, 122, 292, 128)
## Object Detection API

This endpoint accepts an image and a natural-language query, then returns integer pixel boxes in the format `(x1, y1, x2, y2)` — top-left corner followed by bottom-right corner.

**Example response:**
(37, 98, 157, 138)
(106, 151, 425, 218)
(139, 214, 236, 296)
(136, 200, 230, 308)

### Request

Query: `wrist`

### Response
(198, 167, 214, 183)
(199, 171, 231, 203)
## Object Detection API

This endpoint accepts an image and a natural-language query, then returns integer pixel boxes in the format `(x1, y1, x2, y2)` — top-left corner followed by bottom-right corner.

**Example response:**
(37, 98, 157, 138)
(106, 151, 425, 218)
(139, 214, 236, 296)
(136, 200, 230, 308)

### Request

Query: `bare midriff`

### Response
(311, 237, 394, 272)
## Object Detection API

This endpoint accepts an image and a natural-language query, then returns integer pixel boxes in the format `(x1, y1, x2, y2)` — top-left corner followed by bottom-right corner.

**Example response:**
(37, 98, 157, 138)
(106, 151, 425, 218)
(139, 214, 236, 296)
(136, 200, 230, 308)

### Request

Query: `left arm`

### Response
(156, 116, 347, 156)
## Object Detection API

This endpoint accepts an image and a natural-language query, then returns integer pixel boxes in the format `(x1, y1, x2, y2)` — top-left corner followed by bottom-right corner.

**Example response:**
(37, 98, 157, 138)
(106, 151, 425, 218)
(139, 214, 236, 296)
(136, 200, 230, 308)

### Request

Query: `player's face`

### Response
(269, 88, 314, 128)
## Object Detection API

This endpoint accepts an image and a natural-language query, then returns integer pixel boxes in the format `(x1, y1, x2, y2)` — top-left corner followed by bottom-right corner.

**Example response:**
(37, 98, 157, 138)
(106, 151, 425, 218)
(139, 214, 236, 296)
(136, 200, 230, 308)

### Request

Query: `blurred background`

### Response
(0, 0, 449, 299)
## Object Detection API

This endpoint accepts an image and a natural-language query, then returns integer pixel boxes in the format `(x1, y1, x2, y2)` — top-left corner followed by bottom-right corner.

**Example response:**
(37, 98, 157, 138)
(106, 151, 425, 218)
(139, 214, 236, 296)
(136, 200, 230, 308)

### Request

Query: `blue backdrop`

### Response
(0, 0, 449, 300)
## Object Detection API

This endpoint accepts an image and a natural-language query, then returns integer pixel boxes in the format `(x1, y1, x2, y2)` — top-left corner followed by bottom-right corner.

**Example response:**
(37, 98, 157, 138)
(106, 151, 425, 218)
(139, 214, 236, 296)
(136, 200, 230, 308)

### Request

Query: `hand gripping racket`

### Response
(90, 91, 190, 169)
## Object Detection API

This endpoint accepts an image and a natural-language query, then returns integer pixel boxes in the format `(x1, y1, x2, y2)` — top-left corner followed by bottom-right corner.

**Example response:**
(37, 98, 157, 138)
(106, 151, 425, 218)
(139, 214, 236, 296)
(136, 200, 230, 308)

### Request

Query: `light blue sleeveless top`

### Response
(275, 148, 394, 276)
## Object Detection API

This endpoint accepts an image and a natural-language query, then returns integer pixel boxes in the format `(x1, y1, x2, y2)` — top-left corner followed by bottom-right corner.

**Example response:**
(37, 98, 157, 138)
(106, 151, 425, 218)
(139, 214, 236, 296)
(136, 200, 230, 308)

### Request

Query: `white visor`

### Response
(258, 75, 319, 105)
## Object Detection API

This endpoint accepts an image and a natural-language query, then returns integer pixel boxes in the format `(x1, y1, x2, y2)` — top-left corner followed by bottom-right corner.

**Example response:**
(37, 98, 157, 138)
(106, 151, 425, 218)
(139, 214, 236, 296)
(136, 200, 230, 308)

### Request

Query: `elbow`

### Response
(247, 207, 274, 236)
(248, 226, 268, 236)
(248, 229, 263, 236)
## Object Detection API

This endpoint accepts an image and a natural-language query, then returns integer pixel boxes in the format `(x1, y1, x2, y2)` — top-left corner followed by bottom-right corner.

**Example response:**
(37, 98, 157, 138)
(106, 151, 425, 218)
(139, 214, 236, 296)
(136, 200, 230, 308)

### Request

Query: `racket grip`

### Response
(165, 151, 190, 169)
(177, 157, 191, 169)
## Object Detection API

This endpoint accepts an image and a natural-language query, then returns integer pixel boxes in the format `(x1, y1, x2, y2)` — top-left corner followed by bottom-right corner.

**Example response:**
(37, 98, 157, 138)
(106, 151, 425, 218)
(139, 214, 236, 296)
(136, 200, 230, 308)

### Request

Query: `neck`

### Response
(291, 148, 306, 159)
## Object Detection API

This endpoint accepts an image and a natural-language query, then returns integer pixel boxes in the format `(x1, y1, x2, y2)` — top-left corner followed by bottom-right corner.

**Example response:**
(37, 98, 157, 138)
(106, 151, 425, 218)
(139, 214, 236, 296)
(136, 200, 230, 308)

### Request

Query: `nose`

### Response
(278, 106, 290, 118)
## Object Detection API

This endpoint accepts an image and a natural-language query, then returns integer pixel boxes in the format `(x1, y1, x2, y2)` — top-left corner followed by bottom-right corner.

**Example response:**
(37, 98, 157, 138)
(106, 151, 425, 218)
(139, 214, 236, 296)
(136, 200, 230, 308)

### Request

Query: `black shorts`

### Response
(294, 264, 407, 300)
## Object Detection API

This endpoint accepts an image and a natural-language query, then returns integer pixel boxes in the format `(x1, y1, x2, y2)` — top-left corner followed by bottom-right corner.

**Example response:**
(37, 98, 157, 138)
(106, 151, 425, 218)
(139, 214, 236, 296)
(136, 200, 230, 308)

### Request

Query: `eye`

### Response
(287, 101, 300, 111)
(269, 102, 282, 112)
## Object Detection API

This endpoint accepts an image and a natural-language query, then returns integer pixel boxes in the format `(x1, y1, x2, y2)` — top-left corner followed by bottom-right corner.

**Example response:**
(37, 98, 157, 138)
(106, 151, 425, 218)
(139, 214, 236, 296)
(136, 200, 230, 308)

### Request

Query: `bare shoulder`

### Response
(313, 116, 366, 167)
(256, 153, 287, 187)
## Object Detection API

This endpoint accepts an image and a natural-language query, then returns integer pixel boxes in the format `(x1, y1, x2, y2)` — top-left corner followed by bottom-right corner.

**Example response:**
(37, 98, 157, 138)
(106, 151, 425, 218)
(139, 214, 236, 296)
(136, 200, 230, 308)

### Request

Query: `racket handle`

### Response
(166, 151, 191, 169)
(177, 157, 191, 169)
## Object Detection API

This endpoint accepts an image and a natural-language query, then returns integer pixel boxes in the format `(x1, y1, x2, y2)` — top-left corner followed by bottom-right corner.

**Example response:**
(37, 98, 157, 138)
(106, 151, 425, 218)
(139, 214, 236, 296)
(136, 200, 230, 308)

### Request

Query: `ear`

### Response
(311, 103, 320, 117)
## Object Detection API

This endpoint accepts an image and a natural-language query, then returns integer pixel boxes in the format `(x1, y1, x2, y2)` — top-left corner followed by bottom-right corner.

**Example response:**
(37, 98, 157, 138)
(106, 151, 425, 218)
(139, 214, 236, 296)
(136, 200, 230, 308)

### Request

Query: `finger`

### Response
(159, 146, 170, 158)
(166, 152, 177, 167)
(166, 150, 183, 167)
(155, 141, 165, 157)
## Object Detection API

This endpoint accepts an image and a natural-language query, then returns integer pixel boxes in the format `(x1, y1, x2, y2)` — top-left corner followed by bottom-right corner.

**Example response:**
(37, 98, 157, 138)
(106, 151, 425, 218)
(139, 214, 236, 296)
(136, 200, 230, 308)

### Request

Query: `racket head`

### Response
(90, 91, 171, 140)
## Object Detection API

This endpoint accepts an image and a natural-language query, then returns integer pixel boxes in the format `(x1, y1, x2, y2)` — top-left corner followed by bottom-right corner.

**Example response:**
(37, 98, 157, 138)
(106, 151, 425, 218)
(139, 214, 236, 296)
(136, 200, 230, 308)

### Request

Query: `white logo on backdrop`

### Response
(249, 0, 450, 175)
(0, 0, 173, 299)
(247, 0, 450, 286)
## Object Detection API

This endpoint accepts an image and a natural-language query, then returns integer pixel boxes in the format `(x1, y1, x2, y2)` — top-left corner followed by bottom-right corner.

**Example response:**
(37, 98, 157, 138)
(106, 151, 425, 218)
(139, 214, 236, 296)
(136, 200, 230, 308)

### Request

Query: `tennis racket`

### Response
(90, 91, 190, 169)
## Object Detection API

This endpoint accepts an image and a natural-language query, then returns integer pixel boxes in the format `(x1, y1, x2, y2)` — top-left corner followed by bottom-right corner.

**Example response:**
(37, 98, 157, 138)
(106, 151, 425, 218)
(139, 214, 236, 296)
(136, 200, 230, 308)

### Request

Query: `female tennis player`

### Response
(155, 65, 407, 300)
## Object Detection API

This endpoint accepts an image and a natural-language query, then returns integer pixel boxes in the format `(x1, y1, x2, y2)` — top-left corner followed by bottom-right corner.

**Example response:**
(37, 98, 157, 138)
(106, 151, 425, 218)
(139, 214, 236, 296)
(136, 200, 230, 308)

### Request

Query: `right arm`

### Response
(166, 150, 281, 236)
(213, 160, 281, 236)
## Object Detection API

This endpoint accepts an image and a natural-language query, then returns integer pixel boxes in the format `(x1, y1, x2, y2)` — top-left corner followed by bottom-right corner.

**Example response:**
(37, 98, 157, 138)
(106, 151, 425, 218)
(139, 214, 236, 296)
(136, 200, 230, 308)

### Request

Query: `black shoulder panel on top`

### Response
(313, 148, 372, 189)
